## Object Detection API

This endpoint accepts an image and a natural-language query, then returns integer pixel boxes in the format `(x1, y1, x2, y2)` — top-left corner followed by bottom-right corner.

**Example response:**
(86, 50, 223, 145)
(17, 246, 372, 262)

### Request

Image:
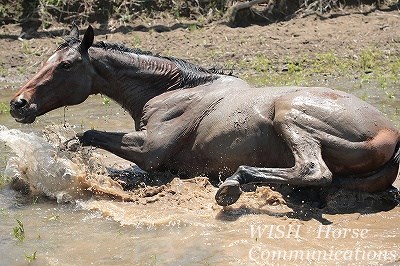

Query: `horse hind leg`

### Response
(333, 140, 400, 193)
(215, 123, 333, 206)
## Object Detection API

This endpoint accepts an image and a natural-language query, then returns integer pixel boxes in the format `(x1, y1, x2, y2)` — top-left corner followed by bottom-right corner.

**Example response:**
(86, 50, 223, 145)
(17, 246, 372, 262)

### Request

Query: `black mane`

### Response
(92, 41, 154, 56)
(92, 41, 234, 88)
(57, 37, 80, 51)
(57, 37, 233, 89)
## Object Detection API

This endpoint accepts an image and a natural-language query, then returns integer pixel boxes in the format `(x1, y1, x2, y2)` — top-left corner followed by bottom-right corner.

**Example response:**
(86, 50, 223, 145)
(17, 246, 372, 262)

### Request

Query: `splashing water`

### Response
(0, 125, 146, 204)
(0, 125, 218, 209)
(0, 126, 226, 226)
(0, 125, 90, 202)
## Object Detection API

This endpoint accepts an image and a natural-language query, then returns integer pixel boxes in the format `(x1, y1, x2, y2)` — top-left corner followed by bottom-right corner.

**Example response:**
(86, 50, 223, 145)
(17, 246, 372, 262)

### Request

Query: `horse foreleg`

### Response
(68, 129, 163, 171)
(215, 126, 333, 206)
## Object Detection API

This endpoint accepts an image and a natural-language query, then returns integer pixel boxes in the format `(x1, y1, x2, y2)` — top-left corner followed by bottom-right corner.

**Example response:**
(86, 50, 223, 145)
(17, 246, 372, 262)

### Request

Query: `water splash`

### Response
(0, 125, 197, 205)
(0, 125, 89, 202)
(0, 125, 144, 203)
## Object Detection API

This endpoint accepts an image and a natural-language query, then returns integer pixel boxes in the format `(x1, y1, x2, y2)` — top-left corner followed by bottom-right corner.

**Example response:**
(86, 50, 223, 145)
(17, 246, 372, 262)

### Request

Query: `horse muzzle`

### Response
(10, 98, 38, 124)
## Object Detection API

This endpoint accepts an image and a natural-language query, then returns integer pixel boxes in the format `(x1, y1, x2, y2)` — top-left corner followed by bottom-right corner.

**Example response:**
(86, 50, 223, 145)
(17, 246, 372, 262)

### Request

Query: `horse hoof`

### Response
(60, 137, 81, 152)
(215, 180, 242, 206)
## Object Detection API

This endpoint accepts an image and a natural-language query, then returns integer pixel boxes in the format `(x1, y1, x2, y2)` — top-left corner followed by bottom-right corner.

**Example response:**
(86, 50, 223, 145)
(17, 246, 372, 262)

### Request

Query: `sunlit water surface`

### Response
(0, 81, 399, 266)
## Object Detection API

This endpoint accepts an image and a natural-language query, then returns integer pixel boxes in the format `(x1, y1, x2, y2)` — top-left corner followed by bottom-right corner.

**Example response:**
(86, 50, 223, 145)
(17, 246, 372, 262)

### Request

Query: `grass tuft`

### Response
(13, 219, 25, 242)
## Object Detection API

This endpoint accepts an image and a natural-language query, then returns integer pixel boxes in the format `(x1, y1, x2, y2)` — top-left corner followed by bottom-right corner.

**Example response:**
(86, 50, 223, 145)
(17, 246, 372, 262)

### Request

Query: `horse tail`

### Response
(392, 140, 400, 166)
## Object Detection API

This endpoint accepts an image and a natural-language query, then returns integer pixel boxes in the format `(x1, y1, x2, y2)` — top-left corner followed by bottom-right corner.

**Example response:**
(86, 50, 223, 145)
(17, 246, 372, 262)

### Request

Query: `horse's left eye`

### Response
(60, 61, 72, 70)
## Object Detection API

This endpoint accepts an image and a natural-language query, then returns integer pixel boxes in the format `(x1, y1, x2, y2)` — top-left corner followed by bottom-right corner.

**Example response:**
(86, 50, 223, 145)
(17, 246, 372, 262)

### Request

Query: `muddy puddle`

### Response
(0, 82, 399, 265)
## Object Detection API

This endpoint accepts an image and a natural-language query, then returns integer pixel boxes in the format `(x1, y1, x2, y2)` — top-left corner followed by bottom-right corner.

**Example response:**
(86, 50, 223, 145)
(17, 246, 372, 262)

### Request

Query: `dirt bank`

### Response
(1, 8, 400, 91)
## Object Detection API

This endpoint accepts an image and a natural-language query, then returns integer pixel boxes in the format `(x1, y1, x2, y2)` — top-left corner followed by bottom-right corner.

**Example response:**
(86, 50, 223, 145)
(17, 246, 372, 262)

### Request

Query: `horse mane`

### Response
(57, 37, 233, 89)
(92, 41, 234, 88)
(57, 37, 80, 51)
(92, 41, 154, 56)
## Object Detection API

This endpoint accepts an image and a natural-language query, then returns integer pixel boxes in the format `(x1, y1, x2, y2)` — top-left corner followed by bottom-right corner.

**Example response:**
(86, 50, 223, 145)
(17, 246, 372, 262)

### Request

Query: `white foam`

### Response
(0, 126, 87, 202)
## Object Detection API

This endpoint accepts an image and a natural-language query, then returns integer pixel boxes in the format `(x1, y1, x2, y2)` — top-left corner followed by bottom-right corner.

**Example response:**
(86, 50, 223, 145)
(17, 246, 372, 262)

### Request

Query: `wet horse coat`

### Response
(10, 26, 400, 206)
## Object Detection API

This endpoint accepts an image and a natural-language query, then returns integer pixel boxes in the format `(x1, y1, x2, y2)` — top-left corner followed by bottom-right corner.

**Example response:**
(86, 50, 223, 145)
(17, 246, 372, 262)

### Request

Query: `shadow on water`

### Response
(107, 165, 175, 190)
(215, 184, 400, 225)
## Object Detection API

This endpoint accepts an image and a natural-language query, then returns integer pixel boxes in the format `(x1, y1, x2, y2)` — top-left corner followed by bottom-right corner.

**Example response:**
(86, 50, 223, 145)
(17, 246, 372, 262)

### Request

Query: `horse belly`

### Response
(168, 134, 268, 177)
(187, 105, 294, 176)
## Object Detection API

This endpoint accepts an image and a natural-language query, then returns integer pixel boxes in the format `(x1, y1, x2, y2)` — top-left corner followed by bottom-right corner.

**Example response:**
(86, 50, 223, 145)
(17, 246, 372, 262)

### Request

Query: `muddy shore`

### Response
(1, 9, 400, 89)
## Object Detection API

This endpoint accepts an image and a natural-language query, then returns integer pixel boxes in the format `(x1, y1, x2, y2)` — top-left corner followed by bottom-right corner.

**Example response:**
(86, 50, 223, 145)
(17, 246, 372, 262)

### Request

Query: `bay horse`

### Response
(10, 25, 400, 206)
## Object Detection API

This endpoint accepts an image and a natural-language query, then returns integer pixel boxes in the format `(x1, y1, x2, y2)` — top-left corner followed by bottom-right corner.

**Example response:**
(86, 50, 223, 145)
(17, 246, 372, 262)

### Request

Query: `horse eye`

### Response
(60, 61, 72, 70)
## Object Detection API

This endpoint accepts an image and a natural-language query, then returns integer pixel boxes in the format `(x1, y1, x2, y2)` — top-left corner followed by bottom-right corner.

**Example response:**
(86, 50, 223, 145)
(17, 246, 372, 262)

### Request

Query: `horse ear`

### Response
(69, 23, 79, 39)
(80, 25, 94, 53)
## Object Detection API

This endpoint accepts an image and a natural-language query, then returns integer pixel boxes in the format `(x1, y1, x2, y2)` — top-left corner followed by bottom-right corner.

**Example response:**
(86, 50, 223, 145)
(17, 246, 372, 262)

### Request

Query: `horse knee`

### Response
(77, 130, 95, 146)
(235, 165, 249, 176)
(306, 171, 332, 186)
(299, 161, 332, 185)
(233, 165, 261, 183)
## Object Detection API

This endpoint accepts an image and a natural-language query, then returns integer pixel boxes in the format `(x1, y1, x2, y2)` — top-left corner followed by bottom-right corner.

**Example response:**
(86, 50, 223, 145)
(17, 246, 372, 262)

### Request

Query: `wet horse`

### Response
(10, 25, 400, 206)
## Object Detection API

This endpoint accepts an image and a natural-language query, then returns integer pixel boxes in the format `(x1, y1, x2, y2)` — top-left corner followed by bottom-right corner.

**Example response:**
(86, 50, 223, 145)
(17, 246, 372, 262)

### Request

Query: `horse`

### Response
(10, 25, 400, 206)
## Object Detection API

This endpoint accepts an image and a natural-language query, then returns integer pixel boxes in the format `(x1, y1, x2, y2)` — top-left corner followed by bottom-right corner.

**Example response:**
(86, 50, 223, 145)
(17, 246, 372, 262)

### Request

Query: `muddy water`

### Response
(0, 82, 399, 266)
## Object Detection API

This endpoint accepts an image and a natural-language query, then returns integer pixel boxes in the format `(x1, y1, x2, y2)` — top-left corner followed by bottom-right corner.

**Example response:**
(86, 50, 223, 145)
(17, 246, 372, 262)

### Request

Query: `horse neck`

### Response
(89, 49, 182, 123)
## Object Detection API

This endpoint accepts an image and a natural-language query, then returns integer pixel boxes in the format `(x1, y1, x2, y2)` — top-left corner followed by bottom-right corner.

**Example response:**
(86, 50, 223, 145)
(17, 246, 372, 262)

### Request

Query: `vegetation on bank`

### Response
(241, 49, 400, 93)
(200, 45, 399, 98)
(1, 0, 399, 29)
(1, 36, 398, 98)
(0, 0, 398, 92)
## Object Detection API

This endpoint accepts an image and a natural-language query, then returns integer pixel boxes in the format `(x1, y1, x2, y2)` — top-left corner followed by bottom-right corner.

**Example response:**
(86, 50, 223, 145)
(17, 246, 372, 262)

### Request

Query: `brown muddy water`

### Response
(0, 81, 399, 266)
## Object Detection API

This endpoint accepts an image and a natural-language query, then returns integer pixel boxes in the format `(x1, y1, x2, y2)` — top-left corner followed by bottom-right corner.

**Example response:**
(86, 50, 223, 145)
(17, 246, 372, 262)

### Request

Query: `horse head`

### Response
(10, 25, 95, 123)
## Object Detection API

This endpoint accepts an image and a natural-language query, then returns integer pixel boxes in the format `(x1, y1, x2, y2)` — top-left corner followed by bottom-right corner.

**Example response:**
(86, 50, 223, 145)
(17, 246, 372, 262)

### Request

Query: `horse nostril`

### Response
(12, 98, 28, 109)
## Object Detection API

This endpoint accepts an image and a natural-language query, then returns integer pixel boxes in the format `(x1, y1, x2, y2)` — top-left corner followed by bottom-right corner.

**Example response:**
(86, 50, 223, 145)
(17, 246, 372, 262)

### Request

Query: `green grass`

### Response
(359, 48, 381, 72)
(250, 55, 271, 73)
(149, 254, 157, 265)
(187, 23, 200, 32)
(48, 214, 60, 221)
(0, 207, 9, 216)
(102, 96, 111, 105)
(0, 174, 5, 187)
(0, 63, 8, 77)
(17, 66, 28, 75)
(238, 48, 400, 93)
(21, 41, 34, 55)
(25, 251, 37, 263)
(0, 102, 11, 114)
(13, 219, 25, 242)
(131, 35, 142, 47)
(119, 13, 133, 24)
(312, 51, 351, 74)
